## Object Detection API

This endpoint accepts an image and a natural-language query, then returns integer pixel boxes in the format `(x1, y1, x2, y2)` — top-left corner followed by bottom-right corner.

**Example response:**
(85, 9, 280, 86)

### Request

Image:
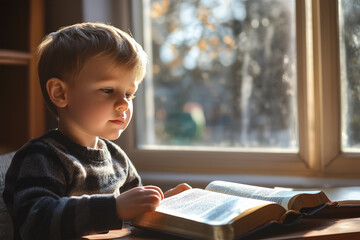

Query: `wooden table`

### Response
(78, 217, 360, 240)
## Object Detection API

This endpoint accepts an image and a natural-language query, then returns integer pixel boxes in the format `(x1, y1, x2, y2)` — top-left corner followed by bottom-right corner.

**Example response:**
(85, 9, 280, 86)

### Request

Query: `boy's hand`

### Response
(116, 185, 164, 220)
(164, 183, 192, 198)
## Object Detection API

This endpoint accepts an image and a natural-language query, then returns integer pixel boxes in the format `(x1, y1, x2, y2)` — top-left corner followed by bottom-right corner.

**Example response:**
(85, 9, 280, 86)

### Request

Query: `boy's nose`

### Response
(115, 98, 129, 111)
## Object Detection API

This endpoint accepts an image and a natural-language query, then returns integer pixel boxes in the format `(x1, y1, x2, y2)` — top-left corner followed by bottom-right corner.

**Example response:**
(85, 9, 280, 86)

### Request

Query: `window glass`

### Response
(339, 0, 360, 150)
(137, 0, 298, 149)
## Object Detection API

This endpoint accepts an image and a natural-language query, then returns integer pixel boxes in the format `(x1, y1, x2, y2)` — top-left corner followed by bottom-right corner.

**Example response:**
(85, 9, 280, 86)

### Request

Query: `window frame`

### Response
(313, 0, 360, 176)
(116, 0, 360, 186)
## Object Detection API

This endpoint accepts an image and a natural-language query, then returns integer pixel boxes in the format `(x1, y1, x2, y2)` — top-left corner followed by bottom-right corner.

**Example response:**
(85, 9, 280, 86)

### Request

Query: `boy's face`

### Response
(59, 55, 139, 147)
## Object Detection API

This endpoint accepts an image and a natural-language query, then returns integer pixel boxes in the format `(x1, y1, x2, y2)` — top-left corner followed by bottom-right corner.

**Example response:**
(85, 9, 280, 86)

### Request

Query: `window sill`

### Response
(139, 171, 360, 191)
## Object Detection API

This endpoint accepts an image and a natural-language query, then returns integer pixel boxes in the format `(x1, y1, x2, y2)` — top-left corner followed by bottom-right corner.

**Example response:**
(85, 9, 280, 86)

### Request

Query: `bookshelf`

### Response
(0, 0, 45, 154)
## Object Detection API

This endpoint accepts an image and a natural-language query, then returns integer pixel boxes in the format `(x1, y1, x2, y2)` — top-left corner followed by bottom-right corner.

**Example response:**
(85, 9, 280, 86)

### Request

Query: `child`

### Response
(3, 22, 190, 239)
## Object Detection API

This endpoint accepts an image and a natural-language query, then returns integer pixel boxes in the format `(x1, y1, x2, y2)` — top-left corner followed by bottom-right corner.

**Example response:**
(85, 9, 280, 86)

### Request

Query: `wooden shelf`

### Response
(0, 0, 45, 154)
(0, 49, 31, 65)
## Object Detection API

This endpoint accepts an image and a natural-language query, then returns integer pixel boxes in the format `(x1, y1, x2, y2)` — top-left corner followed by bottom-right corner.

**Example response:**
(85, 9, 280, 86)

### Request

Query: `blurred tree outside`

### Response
(141, 0, 298, 148)
(340, 0, 360, 149)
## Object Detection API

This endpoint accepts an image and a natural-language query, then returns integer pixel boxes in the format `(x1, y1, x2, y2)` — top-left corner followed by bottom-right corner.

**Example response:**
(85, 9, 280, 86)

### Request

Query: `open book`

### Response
(132, 181, 334, 240)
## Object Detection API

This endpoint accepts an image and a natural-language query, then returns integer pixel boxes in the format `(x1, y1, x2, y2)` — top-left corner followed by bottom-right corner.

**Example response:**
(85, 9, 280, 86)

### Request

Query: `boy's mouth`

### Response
(110, 118, 125, 125)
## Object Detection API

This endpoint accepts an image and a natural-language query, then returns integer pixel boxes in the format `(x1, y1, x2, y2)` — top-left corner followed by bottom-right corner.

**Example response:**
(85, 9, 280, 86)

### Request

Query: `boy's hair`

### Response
(37, 22, 148, 118)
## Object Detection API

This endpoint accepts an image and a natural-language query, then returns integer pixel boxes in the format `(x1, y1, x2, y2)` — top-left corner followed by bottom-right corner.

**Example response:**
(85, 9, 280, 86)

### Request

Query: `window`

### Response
(137, 0, 298, 150)
(339, 0, 360, 151)
(117, 0, 360, 185)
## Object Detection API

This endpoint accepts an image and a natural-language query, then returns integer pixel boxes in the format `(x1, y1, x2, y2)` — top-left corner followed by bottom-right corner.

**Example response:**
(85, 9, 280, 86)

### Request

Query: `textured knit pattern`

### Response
(0, 151, 15, 240)
(3, 129, 141, 240)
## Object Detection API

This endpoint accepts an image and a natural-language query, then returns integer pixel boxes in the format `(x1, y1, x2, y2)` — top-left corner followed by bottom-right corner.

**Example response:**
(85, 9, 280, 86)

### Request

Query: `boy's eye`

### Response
(101, 89, 113, 94)
(126, 93, 136, 100)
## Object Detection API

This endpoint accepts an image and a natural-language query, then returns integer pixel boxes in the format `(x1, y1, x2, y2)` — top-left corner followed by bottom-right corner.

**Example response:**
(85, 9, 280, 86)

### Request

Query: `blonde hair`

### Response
(37, 22, 148, 117)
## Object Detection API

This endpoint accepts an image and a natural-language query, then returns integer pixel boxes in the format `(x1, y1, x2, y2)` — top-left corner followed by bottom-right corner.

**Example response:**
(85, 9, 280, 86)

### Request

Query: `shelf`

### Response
(0, 49, 31, 65)
(0, 0, 45, 153)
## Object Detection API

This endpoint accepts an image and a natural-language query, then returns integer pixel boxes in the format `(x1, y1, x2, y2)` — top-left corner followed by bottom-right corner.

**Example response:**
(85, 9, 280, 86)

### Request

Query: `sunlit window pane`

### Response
(136, 0, 298, 150)
(339, 0, 360, 150)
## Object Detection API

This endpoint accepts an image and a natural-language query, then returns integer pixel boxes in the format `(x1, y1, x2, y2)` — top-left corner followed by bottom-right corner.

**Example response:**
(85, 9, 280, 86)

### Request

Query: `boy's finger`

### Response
(164, 183, 192, 198)
(176, 183, 192, 191)
(143, 185, 164, 200)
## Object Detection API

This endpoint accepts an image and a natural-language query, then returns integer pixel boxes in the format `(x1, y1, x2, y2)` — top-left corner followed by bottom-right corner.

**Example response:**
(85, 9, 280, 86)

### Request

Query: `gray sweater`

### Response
(3, 129, 141, 240)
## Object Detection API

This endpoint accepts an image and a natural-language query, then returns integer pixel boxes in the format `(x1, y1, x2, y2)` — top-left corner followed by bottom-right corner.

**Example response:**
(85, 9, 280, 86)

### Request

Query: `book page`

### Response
(205, 181, 322, 210)
(156, 188, 277, 225)
(317, 187, 360, 204)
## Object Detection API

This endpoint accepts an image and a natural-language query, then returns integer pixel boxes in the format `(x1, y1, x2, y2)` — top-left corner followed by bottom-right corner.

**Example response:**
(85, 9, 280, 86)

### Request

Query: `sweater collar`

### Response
(45, 129, 110, 162)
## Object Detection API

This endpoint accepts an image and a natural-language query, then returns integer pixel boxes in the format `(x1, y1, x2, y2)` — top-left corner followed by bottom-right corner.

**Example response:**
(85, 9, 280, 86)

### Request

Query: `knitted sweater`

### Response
(3, 129, 141, 240)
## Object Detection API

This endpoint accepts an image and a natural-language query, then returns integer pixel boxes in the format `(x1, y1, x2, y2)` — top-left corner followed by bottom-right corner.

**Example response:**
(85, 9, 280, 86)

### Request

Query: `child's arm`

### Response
(3, 143, 139, 239)
(115, 185, 164, 220)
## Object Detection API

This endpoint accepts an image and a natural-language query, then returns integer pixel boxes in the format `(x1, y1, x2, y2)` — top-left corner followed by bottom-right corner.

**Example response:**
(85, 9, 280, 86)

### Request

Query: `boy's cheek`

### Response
(125, 108, 133, 121)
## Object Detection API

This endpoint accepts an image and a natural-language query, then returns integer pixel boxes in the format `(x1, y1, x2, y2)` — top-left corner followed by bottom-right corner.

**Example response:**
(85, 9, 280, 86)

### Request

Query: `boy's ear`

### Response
(46, 78, 68, 108)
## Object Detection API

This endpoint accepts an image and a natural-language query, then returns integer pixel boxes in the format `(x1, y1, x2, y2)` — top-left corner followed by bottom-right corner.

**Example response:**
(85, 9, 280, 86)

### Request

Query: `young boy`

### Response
(3, 22, 190, 239)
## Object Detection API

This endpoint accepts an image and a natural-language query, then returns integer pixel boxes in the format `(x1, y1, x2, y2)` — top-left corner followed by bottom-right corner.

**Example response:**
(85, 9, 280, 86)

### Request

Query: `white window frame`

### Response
(311, 0, 360, 176)
(116, 0, 360, 188)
